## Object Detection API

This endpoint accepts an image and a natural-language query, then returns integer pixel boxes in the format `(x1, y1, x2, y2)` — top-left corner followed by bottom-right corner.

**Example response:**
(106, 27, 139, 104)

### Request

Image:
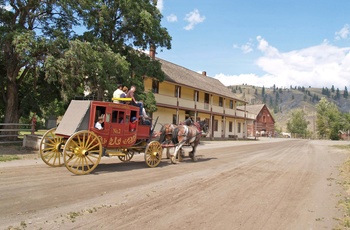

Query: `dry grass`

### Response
(334, 145, 350, 229)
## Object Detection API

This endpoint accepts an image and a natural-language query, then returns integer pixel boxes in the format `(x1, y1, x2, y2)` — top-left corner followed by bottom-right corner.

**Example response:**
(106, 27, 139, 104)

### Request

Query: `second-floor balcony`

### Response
(154, 93, 255, 119)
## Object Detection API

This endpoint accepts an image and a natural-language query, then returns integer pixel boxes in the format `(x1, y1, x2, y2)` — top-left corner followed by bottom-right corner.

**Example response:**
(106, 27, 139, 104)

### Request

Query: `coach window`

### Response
(95, 106, 106, 122)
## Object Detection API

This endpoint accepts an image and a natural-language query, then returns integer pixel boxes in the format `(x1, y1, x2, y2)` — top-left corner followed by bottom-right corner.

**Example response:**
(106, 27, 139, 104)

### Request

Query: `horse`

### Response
(158, 117, 193, 159)
(170, 120, 209, 163)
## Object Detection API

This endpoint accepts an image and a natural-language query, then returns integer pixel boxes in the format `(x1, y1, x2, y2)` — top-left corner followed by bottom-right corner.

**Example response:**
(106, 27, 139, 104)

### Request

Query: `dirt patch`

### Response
(0, 139, 349, 229)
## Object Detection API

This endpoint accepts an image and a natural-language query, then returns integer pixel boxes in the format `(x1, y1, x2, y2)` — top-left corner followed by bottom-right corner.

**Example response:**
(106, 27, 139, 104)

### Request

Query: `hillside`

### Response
(228, 84, 350, 134)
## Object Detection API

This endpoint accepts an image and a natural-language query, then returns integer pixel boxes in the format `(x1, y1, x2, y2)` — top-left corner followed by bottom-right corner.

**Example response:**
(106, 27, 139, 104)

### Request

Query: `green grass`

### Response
(0, 155, 20, 162)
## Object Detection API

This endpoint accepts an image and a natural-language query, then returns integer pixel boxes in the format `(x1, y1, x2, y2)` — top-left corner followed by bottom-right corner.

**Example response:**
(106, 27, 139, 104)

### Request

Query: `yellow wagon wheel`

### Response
(39, 128, 65, 167)
(63, 130, 102, 175)
(118, 149, 134, 162)
(144, 141, 162, 168)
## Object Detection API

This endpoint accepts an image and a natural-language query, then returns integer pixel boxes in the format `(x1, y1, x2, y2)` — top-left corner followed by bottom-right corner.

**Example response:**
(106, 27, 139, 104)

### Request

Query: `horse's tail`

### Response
(158, 125, 166, 143)
(172, 127, 179, 144)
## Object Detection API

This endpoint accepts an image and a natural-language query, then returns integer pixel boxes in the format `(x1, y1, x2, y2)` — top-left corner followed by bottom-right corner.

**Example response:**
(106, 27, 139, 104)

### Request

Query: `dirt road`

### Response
(0, 138, 349, 230)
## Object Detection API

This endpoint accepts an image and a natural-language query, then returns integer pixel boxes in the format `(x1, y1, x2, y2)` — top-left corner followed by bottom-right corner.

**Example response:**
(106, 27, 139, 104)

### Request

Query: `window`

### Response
(229, 100, 233, 109)
(214, 119, 218, 132)
(175, 85, 181, 98)
(194, 90, 199, 102)
(111, 110, 125, 123)
(172, 114, 177, 124)
(229, 121, 233, 132)
(219, 97, 223, 107)
(263, 115, 266, 123)
(204, 93, 209, 103)
(238, 122, 241, 133)
(152, 80, 159, 93)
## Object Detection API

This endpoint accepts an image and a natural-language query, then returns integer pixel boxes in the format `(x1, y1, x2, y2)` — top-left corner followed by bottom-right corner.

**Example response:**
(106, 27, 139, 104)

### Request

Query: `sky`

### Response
(155, 0, 350, 89)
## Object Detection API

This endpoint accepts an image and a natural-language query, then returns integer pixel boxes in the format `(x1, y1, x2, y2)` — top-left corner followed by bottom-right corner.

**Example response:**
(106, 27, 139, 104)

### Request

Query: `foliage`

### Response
(286, 110, 309, 137)
(45, 40, 130, 101)
(1, 0, 172, 126)
(316, 97, 341, 140)
(0, 0, 80, 124)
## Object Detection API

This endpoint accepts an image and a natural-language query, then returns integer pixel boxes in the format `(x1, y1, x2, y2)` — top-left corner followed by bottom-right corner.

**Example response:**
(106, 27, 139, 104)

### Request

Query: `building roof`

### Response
(157, 58, 245, 103)
(237, 104, 265, 115)
(237, 104, 275, 123)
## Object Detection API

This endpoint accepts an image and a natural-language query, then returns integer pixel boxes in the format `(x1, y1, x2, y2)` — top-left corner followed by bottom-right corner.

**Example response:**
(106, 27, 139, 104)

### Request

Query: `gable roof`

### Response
(237, 104, 275, 122)
(157, 58, 245, 103)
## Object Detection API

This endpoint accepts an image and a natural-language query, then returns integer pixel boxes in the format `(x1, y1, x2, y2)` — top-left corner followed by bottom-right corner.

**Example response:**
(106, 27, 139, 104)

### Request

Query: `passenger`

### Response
(95, 116, 104, 130)
(120, 86, 128, 104)
(142, 107, 151, 125)
(113, 84, 124, 103)
(126, 85, 143, 116)
(129, 117, 137, 132)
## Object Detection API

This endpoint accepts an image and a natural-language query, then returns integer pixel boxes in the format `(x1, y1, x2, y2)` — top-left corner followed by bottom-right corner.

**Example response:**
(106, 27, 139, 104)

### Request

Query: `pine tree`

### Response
(344, 86, 348, 98)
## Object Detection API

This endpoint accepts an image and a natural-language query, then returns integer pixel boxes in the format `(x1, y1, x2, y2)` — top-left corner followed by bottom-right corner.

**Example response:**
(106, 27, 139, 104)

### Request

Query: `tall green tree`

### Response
(77, 0, 171, 102)
(1, 0, 172, 126)
(45, 40, 130, 101)
(286, 110, 309, 137)
(0, 0, 80, 125)
(316, 97, 341, 139)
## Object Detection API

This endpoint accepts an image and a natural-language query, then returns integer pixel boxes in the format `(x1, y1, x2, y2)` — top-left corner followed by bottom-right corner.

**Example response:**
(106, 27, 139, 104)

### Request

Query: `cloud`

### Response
(184, 9, 205, 31)
(233, 39, 254, 54)
(241, 39, 254, 53)
(167, 14, 177, 22)
(215, 36, 350, 89)
(156, 0, 163, 12)
(335, 24, 350, 40)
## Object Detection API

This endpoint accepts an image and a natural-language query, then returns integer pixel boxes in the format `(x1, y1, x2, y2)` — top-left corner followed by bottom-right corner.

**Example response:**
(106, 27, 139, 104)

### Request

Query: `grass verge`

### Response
(334, 144, 350, 229)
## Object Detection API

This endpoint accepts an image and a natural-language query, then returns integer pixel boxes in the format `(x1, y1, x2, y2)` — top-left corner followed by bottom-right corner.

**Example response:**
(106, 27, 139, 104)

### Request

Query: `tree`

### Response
(1, 0, 80, 127)
(335, 88, 340, 100)
(1, 0, 172, 128)
(344, 86, 348, 99)
(71, 0, 171, 105)
(286, 110, 309, 137)
(316, 97, 341, 139)
(45, 40, 130, 101)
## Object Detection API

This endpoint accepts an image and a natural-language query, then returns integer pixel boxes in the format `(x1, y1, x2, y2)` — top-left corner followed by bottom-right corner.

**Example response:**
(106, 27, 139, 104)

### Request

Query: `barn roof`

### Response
(157, 58, 245, 103)
(237, 104, 275, 123)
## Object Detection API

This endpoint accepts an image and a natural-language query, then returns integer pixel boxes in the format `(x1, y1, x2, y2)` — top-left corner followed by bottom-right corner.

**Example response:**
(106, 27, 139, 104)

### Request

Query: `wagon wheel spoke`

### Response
(144, 141, 162, 168)
(63, 130, 102, 175)
(118, 150, 134, 162)
(39, 128, 65, 167)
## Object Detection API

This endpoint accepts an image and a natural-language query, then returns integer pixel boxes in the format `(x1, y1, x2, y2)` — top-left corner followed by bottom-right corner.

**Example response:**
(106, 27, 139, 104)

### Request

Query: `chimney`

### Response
(202, 71, 207, 76)
(149, 44, 155, 60)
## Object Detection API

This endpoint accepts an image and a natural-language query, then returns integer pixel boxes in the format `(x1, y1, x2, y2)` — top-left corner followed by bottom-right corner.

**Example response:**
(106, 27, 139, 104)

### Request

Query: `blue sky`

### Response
(155, 0, 350, 89)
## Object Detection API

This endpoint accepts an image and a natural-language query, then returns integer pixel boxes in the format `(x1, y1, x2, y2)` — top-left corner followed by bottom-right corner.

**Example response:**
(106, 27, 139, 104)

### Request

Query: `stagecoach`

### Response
(39, 100, 162, 175)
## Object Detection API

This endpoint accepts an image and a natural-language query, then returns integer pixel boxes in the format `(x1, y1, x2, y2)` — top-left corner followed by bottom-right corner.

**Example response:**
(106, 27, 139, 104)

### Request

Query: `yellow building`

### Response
(144, 55, 255, 139)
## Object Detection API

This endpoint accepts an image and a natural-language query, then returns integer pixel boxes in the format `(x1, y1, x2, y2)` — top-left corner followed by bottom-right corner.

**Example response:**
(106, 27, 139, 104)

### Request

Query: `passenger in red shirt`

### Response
(129, 117, 137, 132)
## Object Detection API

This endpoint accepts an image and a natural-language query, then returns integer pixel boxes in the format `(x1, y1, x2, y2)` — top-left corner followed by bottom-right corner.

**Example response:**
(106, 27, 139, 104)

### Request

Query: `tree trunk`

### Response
(3, 74, 20, 141)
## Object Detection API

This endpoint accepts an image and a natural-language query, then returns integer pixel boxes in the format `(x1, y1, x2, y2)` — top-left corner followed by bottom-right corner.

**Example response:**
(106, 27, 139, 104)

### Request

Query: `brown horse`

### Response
(158, 118, 193, 159)
(170, 120, 208, 163)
